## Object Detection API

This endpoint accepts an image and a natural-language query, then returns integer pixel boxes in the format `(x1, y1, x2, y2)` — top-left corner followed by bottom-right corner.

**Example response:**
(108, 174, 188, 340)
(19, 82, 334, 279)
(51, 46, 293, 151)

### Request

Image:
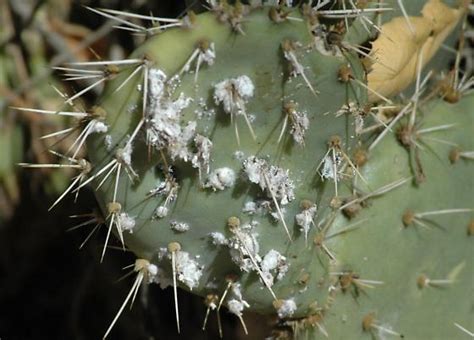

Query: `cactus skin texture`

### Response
(18, 0, 473, 339)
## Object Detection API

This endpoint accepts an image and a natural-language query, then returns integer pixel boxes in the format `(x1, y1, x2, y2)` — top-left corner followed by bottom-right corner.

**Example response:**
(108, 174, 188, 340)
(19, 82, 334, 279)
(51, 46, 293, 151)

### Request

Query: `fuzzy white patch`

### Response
(213, 75, 254, 115)
(227, 283, 250, 316)
(242, 201, 257, 214)
(261, 249, 289, 284)
(276, 299, 297, 318)
(200, 42, 216, 65)
(233, 150, 245, 161)
(242, 156, 295, 205)
(171, 250, 203, 290)
(170, 220, 190, 232)
(104, 134, 113, 151)
(90, 119, 108, 134)
(116, 141, 133, 169)
(205, 167, 236, 191)
(289, 110, 309, 145)
(168, 120, 196, 162)
(228, 224, 261, 272)
(210, 232, 228, 246)
(320, 153, 342, 180)
(146, 68, 196, 162)
(295, 204, 317, 241)
(118, 212, 136, 233)
(154, 205, 168, 218)
(192, 134, 213, 181)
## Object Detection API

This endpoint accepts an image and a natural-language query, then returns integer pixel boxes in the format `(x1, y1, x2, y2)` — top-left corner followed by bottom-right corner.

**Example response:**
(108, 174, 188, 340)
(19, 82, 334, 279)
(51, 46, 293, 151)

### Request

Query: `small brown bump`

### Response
(467, 220, 474, 236)
(313, 233, 323, 247)
(167, 241, 181, 253)
(328, 135, 342, 148)
(270, 328, 293, 340)
(227, 216, 241, 230)
(197, 38, 211, 51)
(353, 148, 369, 167)
(224, 273, 238, 283)
(326, 30, 343, 46)
(396, 124, 413, 148)
(272, 299, 284, 310)
(185, 11, 197, 27)
(298, 272, 310, 286)
(91, 106, 107, 120)
(269, 7, 289, 23)
(105, 64, 120, 76)
(417, 274, 428, 289)
(281, 39, 294, 52)
(438, 77, 460, 103)
(134, 258, 150, 272)
(362, 312, 375, 332)
(308, 301, 319, 313)
(304, 312, 323, 328)
(342, 196, 363, 219)
(107, 201, 122, 214)
(204, 294, 219, 307)
(300, 199, 314, 210)
(402, 210, 415, 227)
(283, 101, 297, 114)
(449, 147, 461, 164)
(337, 64, 353, 83)
(330, 196, 342, 209)
(78, 159, 92, 173)
(442, 88, 461, 103)
(339, 273, 353, 292)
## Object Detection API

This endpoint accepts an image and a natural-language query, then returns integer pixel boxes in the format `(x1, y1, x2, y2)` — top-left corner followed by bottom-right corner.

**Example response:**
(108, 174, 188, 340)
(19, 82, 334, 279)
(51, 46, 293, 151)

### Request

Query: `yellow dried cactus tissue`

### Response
(367, 0, 467, 102)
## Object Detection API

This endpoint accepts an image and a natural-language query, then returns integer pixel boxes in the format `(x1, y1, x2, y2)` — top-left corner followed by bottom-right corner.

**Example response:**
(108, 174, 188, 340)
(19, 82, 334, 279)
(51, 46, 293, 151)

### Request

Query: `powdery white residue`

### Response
(200, 42, 216, 65)
(213, 75, 254, 115)
(192, 134, 213, 182)
(116, 141, 133, 168)
(170, 220, 190, 232)
(242, 201, 257, 214)
(209, 232, 228, 246)
(320, 153, 342, 180)
(289, 110, 309, 146)
(104, 134, 113, 151)
(168, 120, 196, 162)
(295, 204, 317, 241)
(172, 250, 203, 290)
(89, 119, 108, 134)
(205, 167, 236, 191)
(118, 212, 136, 233)
(233, 150, 245, 161)
(228, 224, 261, 272)
(276, 299, 297, 318)
(227, 283, 250, 317)
(261, 249, 289, 283)
(146, 68, 196, 163)
(242, 156, 295, 206)
(154, 205, 168, 218)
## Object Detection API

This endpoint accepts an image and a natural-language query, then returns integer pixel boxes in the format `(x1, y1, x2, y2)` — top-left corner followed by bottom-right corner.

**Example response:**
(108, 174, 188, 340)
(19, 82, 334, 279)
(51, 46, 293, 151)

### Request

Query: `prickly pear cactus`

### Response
(17, 0, 473, 339)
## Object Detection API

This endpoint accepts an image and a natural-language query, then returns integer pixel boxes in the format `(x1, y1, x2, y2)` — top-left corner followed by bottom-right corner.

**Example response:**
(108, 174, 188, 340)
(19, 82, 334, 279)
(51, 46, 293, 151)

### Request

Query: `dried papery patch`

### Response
(367, 0, 465, 102)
